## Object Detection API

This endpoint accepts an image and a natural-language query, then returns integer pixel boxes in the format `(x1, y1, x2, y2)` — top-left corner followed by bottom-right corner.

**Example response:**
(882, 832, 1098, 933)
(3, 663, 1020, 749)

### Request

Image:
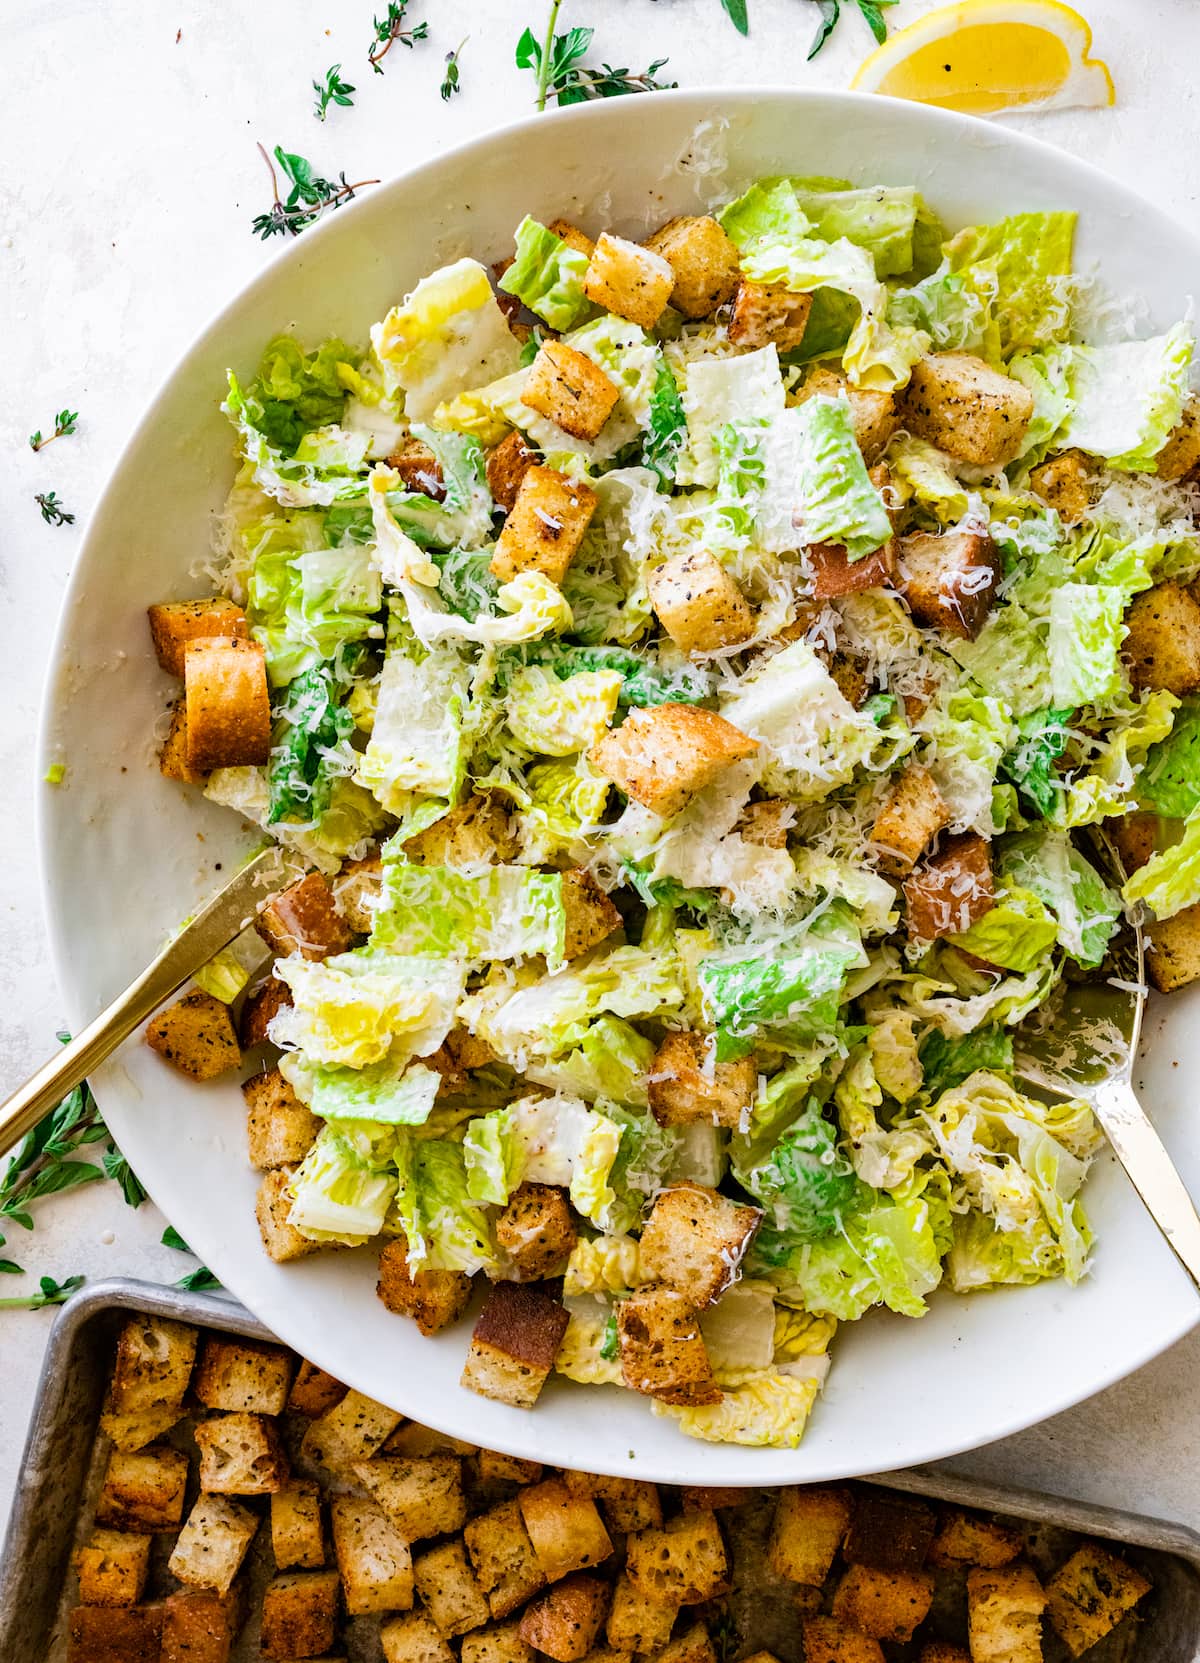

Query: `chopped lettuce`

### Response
(734, 1098, 863, 1252)
(371, 258, 523, 419)
(999, 707, 1073, 818)
(1000, 827, 1121, 966)
(242, 334, 356, 454)
(765, 397, 893, 558)
(498, 216, 590, 330)
(462, 1093, 625, 1229)
(678, 346, 785, 487)
(248, 541, 382, 687)
(1048, 584, 1128, 710)
(651, 1371, 821, 1448)
(950, 885, 1059, 974)
(288, 1121, 397, 1245)
(394, 1137, 496, 1273)
(281, 1054, 441, 1125)
(919, 1027, 1014, 1100)
(357, 627, 471, 812)
(505, 666, 622, 756)
(641, 353, 688, 487)
(1123, 802, 1200, 919)
(270, 949, 464, 1069)
(1060, 324, 1194, 471)
(943, 212, 1076, 358)
(1140, 695, 1200, 819)
(267, 653, 358, 827)
(370, 862, 568, 966)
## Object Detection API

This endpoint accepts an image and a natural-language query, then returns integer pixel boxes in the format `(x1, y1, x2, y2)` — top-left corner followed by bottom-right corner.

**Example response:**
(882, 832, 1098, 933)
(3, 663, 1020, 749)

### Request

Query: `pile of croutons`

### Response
(67, 1310, 1151, 1662)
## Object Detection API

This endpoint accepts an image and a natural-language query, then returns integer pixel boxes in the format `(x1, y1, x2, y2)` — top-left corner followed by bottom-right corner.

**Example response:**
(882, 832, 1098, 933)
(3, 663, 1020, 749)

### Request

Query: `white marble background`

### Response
(4, 0, 1200, 1533)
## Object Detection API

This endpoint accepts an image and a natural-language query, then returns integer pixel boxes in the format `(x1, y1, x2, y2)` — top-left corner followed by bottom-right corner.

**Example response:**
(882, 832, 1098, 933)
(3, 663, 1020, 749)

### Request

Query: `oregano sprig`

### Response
(516, 5, 674, 110)
(807, 0, 897, 59)
(0, 1274, 85, 1312)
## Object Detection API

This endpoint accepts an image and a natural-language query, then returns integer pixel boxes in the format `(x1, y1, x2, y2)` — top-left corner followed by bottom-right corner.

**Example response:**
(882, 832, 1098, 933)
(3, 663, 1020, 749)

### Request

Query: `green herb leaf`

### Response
(35, 491, 74, 526)
(313, 64, 356, 122)
(102, 1148, 147, 1210)
(855, 0, 898, 44)
(176, 1266, 223, 1292)
(0, 1273, 85, 1311)
(252, 143, 379, 240)
(161, 1225, 192, 1253)
(0, 1260, 24, 1276)
(29, 409, 79, 452)
(518, 9, 672, 107)
(719, 0, 750, 33)
(441, 38, 467, 100)
(369, 1, 429, 73)
(808, 0, 840, 58)
(600, 1310, 619, 1359)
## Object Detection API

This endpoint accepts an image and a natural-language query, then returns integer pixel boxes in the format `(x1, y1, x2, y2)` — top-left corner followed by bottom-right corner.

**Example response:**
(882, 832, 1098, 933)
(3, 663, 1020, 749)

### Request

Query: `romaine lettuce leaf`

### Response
(761, 398, 893, 558)
(244, 334, 357, 454)
(943, 212, 1076, 357)
(1139, 695, 1200, 819)
(288, 1121, 397, 1245)
(1048, 584, 1128, 709)
(270, 949, 465, 1069)
(677, 346, 786, 487)
(1060, 324, 1194, 471)
(734, 1098, 862, 1252)
(651, 1371, 821, 1448)
(505, 666, 622, 756)
(371, 258, 523, 420)
(498, 216, 591, 330)
(602, 1102, 681, 1233)
(517, 756, 612, 863)
(394, 1136, 496, 1273)
(267, 652, 359, 827)
(918, 1026, 1013, 1100)
(249, 541, 382, 686)
(1123, 801, 1200, 919)
(369, 862, 568, 966)
(280, 1054, 441, 1125)
(949, 885, 1059, 973)
(357, 626, 471, 812)
(1053, 689, 1179, 827)
(999, 706, 1073, 817)
(1000, 826, 1121, 966)
(640, 353, 688, 487)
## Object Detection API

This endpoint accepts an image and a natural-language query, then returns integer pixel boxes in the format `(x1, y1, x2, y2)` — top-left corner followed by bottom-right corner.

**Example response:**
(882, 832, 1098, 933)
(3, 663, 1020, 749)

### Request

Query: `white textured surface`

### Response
(4, 0, 1200, 1527)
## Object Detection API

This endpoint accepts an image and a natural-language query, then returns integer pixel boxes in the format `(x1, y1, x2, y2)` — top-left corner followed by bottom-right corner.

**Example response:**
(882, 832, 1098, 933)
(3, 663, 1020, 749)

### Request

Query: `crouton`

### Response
(256, 1167, 321, 1263)
(520, 1477, 615, 1583)
(827, 652, 870, 709)
(168, 1493, 258, 1593)
(240, 974, 292, 1048)
(520, 1573, 611, 1661)
(904, 831, 995, 943)
(734, 799, 793, 850)
(616, 1285, 721, 1406)
(871, 764, 951, 876)
(644, 216, 741, 319)
(605, 1572, 680, 1653)
(160, 1589, 239, 1663)
(807, 540, 895, 603)
(1029, 449, 1095, 524)
(592, 703, 757, 820)
(465, 1497, 548, 1618)
(271, 1479, 326, 1570)
(561, 869, 622, 961)
(728, 280, 813, 352)
(287, 1358, 347, 1418)
(584, 234, 676, 330)
(626, 1509, 727, 1605)
(768, 1487, 852, 1586)
(148, 597, 248, 678)
(966, 1564, 1047, 1663)
(477, 1451, 545, 1488)
(652, 1625, 717, 1663)
(918, 1648, 969, 1663)
(647, 1031, 757, 1129)
(1147, 905, 1200, 990)
(1124, 581, 1200, 695)
(74, 1528, 152, 1607)
(464, 1622, 537, 1663)
(550, 219, 596, 258)
(97, 1398, 184, 1452)
(194, 1410, 289, 1495)
(353, 1453, 468, 1541)
(112, 1314, 199, 1413)
(896, 529, 1001, 641)
(791, 368, 899, 463)
(67, 1606, 164, 1663)
(563, 1473, 663, 1533)
(680, 1485, 755, 1513)
(404, 793, 519, 867)
(96, 1444, 189, 1533)
(301, 1386, 403, 1470)
(495, 1183, 579, 1282)
(256, 872, 356, 962)
(331, 1493, 415, 1616)
(928, 1509, 1022, 1570)
(243, 1068, 320, 1171)
(844, 1492, 936, 1570)
(160, 698, 210, 785)
(802, 1618, 884, 1663)
(461, 1280, 570, 1409)
(1156, 395, 1200, 482)
(830, 1564, 935, 1642)
(377, 1235, 473, 1336)
(1045, 1542, 1151, 1657)
(447, 1028, 497, 1072)
(260, 1570, 341, 1660)
(638, 1184, 762, 1308)
(415, 1538, 491, 1636)
(522, 341, 621, 442)
(899, 353, 1034, 466)
(1110, 811, 1164, 876)
(145, 989, 241, 1081)
(383, 1611, 459, 1663)
(184, 636, 271, 771)
(384, 1421, 478, 1458)
(737, 1653, 783, 1663)
(492, 465, 598, 586)
(648, 550, 755, 656)
(388, 436, 446, 500)
(487, 431, 541, 512)
(330, 851, 383, 934)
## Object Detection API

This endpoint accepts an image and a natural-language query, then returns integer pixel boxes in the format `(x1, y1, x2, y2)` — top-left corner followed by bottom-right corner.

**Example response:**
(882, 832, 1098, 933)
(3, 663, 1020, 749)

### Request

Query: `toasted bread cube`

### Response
(918, 1648, 969, 1663)
(331, 1493, 415, 1616)
(256, 873, 356, 962)
(384, 1420, 478, 1458)
(388, 436, 446, 500)
(240, 974, 292, 1048)
(271, 1480, 326, 1570)
(98, 1398, 184, 1453)
(522, 341, 621, 442)
(871, 764, 951, 876)
(563, 1473, 663, 1533)
(146, 989, 241, 1081)
(549, 219, 596, 258)
(768, 1486, 852, 1586)
(728, 281, 813, 352)
(626, 1510, 727, 1605)
(184, 636, 270, 771)
(495, 1183, 579, 1282)
(160, 698, 209, 785)
(792, 369, 899, 464)
(492, 465, 598, 585)
(256, 1167, 321, 1263)
(287, 1358, 347, 1417)
(377, 1236, 473, 1336)
(519, 1573, 611, 1661)
(592, 703, 757, 820)
(148, 597, 248, 678)
(648, 550, 755, 656)
(647, 1031, 757, 1129)
(899, 353, 1034, 466)
(737, 1653, 782, 1663)
(644, 216, 741, 319)
(161, 1589, 239, 1663)
(67, 1606, 164, 1663)
(1045, 1542, 1151, 1657)
(1156, 395, 1200, 481)
(679, 1485, 755, 1513)
(1111, 810, 1167, 876)
(520, 1477, 615, 1584)
(733, 798, 794, 851)
(466, 1497, 548, 1618)
(487, 431, 540, 512)
(896, 530, 1001, 641)
(583, 234, 675, 330)
(806, 540, 895, 603)
(616, 1285, 721, 1407)
(478, 1451, 545, 1488)
(967, 1564, 1046, 1663)
(383, 1611, 459, 1663)
(195, 1410, 289, 1495)
(1029, 449, 1094, 524)
(638, 1184, 762, 1308)
(96, 1444, 189, 1533)
(844, 1492, 936, 1570)
(830, 1564, 935, 1642)
(904, 831, 995, 943)
(112, 1313, 199, 1412)
(561, 869, 622, 961)
(75, 1528, 152, 1607)
(828, 651, 869, 709)
(1124, 581, 1200, 695)
(331, 851, 384, 932)
(301, 1386, 403, 1471)
(404, 793, 518, 867)
(605, 1572, 679, 1652)
(802, 1617, 884, 1663)
(928, 1509, 1022, 1570)
(1147, 904, 1200, 990)
(353, 1453, 468, 1540)
(652, 1625, 717, 1663)
(461, 1280, 570, 1409)
(260, 1570, 341, 1660)
(244, 1068, 320, 1171)
(194, 1334, 294, 1415)
(168, 1493, 258, 1593)
(415, 1538, 491, 1636)
(463, 1622, 537, 1663)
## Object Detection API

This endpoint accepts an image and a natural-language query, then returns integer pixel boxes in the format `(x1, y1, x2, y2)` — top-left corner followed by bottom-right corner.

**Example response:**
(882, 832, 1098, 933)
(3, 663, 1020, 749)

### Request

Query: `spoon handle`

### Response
(1093, 1077, 1200, 1293)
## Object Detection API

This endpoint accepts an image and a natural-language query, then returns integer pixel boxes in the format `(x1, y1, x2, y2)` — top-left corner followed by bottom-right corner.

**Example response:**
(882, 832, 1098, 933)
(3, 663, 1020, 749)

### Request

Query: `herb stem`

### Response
(536, 0, 564, 110)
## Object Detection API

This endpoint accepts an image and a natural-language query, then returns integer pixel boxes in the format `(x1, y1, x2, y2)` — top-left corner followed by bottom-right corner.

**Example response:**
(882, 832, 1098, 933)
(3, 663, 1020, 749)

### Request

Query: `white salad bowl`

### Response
(38, 89, 1200, 1481)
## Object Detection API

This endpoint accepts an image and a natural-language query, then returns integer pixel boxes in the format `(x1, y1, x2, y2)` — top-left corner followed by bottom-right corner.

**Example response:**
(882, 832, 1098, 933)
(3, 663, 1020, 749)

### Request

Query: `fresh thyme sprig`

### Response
(441, 38, 467, 100)
(369, 1, 430, 73)
(252, 143, 379, 240)
(807, 0, 897, 58)
(0, 1273, 85, 1311)
(161, 1226, 222, 1291)
(516, 6, 674, 110)
(29, 410, 79, 452)
(313, 64, 356, 121)
(35, 491, 75, 527)
(719, 0, 749, 33)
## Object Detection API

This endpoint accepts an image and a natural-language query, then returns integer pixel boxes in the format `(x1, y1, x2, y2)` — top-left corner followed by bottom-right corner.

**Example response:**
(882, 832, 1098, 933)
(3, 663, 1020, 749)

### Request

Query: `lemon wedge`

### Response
(850, 1, 1114, 116)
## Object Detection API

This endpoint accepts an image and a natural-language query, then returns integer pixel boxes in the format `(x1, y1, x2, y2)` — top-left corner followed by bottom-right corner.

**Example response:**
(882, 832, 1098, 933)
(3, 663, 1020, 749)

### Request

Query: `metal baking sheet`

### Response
(4, 1276, 1199, 1662)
